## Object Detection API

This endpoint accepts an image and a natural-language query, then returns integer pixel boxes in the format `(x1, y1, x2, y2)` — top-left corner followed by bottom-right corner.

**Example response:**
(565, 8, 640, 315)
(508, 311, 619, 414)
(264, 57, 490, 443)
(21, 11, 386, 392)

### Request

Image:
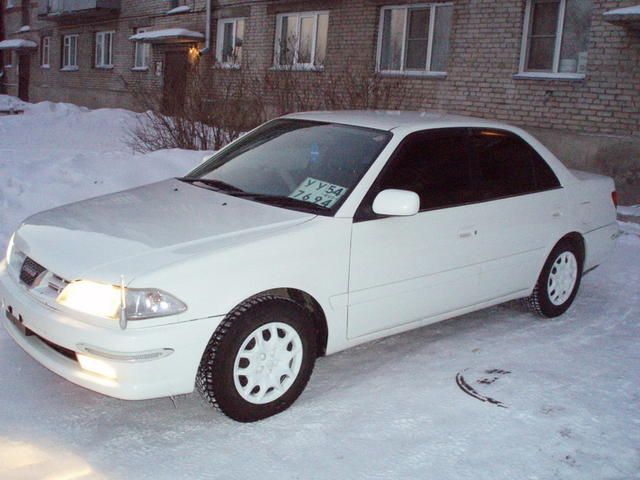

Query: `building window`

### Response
(6, 0, 16, 8)
(46, 0, 62, 14)
(377, 3, 453, 74)
(41, 36, 51, 68)
(216, 18, 245, 66)
(95, 31, 114, 68)
(520, 0, 593, 77)
(62, 34, 78, 70)
(274, 11, 328, 68)
(133, 28, 151, 69)
(5, 51, 14, 68)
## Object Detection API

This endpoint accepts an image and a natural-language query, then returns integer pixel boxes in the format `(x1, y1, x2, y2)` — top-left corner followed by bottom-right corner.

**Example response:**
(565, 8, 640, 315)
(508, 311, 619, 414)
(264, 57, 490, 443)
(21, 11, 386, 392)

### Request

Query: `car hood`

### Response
(13, 179, 314, 283)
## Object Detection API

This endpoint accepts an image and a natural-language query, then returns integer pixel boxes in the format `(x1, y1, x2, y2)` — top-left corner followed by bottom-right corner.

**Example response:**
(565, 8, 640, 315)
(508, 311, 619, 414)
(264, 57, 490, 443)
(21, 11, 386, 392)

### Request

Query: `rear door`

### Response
(466, 128, 567, 299)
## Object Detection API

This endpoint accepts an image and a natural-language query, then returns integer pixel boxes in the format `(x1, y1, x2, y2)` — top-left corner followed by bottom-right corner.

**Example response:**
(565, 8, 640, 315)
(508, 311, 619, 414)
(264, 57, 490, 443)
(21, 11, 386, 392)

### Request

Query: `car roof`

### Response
(282, 110, 513, 132)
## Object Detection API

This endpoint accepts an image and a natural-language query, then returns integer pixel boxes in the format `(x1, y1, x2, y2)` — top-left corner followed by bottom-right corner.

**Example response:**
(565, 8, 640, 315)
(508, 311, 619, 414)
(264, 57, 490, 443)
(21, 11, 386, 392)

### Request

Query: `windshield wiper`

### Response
(178, 178, 329, 214)
(178, 177, 244, 193)
(234, 193, 331, 214)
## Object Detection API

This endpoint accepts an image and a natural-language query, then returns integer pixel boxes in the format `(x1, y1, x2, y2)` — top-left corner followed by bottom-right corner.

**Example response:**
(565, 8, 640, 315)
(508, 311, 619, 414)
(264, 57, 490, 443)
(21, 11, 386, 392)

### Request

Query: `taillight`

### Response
(612, 191, 618, 208)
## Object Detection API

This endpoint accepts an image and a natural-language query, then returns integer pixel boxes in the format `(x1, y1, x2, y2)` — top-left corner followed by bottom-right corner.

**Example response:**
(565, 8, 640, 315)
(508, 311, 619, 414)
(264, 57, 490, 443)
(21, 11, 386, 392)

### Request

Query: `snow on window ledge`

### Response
(18, 25, 31, 32)
(131, 66, 149, 72)
(166, 5, 191, 15)
(214, 62, 241, 70)
(61, 66, 79, 72)
(41, 65, 51, 69)
(95, 65, 114, 70)
(270, 64, 325, 72)
(513, 72, 586, 81)
(377, 70, 447, 79)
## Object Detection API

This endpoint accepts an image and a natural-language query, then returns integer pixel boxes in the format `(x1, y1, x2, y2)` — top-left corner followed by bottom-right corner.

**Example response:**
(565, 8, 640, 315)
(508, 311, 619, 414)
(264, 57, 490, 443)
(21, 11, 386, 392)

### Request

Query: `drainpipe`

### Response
(199, 0, 211, 55)
(0, 0, 6, 94)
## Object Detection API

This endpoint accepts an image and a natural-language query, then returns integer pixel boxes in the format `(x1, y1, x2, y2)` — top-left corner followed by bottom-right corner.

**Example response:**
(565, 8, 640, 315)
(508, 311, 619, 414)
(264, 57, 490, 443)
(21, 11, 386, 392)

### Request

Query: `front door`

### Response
(162, 50, 188, 114)
(347, 128, 485, 339)
(18, 54, 30, 102)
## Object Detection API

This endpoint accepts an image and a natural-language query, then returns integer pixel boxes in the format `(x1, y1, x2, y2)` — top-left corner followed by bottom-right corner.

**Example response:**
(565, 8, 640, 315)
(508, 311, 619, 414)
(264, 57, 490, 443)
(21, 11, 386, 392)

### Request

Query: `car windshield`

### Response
(182, 119, 392, 215)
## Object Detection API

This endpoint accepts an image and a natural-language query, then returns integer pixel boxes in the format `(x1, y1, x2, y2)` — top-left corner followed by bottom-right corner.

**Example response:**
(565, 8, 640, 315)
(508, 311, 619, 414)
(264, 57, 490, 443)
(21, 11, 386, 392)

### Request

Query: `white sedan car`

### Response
(1, 111, 618, 422)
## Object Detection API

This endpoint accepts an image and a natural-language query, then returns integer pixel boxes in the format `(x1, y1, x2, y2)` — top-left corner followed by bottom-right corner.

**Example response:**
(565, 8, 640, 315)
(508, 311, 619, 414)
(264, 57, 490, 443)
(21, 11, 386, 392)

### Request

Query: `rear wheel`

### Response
(196, 295, 317, 422)
(526, 239, 583, 318)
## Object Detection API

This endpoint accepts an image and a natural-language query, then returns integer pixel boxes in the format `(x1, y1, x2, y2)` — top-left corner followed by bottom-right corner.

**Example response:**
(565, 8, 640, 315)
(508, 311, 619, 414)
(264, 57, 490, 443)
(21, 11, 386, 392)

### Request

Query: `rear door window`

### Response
(469, 129, 560, 201)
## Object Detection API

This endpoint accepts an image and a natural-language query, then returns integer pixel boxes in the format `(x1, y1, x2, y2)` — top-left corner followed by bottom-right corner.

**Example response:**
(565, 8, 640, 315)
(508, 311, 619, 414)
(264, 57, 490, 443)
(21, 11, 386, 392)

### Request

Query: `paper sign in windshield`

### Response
(289, 177, 348, 208)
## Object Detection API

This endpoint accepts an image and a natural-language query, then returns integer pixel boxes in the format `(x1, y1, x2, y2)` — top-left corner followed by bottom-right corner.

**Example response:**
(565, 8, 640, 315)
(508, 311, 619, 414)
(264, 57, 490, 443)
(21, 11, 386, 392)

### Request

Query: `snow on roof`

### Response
(0, 39, 38, 50)
(603, 5, 640, 16)
(603, 5, 640, 28)
(129, 28, 204, 43)
(166, 5, 191, 15)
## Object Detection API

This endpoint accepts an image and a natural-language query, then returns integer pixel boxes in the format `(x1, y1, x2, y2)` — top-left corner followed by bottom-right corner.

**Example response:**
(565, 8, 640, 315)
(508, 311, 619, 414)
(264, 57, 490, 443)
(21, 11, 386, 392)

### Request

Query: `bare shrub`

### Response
(323, 60, 410, 110)
(125, 48, 411, 153)
(125, 59, 265, 153)
(263, 52, 411, 114)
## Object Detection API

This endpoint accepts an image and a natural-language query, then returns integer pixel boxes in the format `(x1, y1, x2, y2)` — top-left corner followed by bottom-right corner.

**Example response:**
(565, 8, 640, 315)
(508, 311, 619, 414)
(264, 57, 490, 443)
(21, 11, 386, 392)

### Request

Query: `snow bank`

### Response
(618, 204, 640, 217)
(0, 97, 207, 250)
(0, 94, 27, 111)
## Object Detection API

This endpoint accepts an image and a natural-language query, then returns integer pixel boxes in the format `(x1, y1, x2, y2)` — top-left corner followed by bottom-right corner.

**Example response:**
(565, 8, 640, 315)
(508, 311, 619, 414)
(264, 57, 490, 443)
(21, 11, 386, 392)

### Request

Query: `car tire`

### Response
(526, 239, 583, 318)
(196, 295, 317, 422)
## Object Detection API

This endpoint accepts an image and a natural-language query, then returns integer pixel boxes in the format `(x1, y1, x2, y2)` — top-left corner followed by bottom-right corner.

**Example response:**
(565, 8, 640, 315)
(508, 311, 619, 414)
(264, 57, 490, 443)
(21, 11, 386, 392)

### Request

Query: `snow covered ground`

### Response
(0, 97, 639, 479)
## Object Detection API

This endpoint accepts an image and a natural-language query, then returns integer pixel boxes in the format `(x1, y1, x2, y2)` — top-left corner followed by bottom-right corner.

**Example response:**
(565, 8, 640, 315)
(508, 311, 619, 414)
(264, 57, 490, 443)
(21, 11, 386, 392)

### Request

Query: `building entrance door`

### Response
(163, 50, 188, 114)
(18, 54, 30, 102)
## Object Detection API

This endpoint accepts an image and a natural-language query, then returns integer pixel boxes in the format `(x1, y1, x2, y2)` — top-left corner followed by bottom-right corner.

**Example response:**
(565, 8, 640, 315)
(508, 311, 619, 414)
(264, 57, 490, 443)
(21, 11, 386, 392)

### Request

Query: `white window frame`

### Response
(47, 0, 62, 14)
(41, 36, 51, 68)
(133, 27, 151, 70)
(517, 0, 587, 80)
(62, 34, 79, 70)
(95, 30, 115, 68)
(6, 0, 16, 8)
(376, 3, 452, 76)
(274, 11, 328, 69)
(216, 17, 245, 67)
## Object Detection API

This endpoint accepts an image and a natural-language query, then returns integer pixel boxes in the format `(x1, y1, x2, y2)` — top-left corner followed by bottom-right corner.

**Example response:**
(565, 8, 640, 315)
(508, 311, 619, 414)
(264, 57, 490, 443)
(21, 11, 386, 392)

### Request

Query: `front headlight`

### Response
(124, 288, 187, 320)
(6, 233, 15, 264)
(5, 233, 25, 273)
(56, 280, 187, 320)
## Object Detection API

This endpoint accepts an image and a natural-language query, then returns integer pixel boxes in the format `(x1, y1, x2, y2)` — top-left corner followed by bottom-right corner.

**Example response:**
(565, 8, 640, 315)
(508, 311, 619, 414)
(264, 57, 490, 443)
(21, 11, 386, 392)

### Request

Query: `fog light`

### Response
(77, 354, 117, 380)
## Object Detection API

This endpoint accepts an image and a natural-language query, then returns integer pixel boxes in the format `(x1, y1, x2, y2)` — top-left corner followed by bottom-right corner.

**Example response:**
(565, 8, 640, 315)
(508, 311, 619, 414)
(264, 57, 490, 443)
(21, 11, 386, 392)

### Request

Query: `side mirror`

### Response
(372, 189, 420, 217)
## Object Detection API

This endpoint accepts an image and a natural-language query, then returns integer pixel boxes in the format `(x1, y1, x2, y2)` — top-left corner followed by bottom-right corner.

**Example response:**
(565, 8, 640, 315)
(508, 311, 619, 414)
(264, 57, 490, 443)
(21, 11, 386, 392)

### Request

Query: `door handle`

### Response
(458, 228, 477, 239)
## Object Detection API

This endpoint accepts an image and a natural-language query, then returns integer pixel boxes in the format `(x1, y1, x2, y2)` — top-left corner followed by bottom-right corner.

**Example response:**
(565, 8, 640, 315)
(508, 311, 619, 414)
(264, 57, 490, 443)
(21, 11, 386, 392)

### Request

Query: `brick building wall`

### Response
(1, 0, 639, 201)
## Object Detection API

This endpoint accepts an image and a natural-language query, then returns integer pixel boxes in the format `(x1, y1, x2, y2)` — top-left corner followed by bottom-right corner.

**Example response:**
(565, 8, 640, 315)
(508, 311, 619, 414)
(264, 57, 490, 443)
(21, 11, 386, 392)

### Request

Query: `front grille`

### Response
(48, 274, 69, 295)
(19, 257, 46, 287)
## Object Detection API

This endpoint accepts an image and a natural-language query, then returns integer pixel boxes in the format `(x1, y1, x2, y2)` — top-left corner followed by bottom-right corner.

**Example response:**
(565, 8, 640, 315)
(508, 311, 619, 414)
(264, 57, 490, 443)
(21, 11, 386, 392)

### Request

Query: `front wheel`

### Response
(196, 295, 317, 422)
(526, 239, 583, 318)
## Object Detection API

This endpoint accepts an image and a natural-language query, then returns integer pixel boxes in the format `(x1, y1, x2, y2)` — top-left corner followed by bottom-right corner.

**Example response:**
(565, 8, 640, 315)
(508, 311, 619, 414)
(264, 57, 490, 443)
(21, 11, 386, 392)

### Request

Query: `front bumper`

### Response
(0, 263, 223, 400)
